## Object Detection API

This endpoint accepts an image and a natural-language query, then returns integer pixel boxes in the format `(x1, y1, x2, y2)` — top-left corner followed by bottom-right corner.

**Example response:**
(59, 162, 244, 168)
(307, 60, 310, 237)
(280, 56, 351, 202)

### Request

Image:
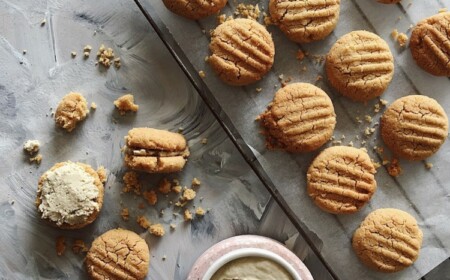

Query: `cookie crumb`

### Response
(114, 94, 139, 115)
(96, 166, 107, 183)
(364, 115, 373, 123)
(296, 49, 305, 61)
(388, 158, 402, 177)
(217, 14, 232, 24)
(40, 18, 46, 26)
(184, 209, 193, 221)
(170, 223, 177, 230)
(424, 162, 433, 170)
(23, 140, 40, 154)
(149, 224, 165, 237)
(90, 102, 97, 110)
(120, 208, 129, 221)
(191, 178, 201, 187)
(234, 3, 260, 20)
(380, 99, 388, 106)
(83, 45, 92, 58)
(123, 171, 141, 194)
(172, 185, 182, 194)
(96, 44, 115, 68)
(162, 255, 167, 261)
(182, 189, 196, 201)
(71, 51, 77, 58)
(348, 141, 354, 147)
(255, 87, 263, 93)
(195, 207, 205, 217)
(56, 236, 66, 256)
(29, 154, 42, 164)
(113, 57, 121, 69)
(199, 70, 206, 78)
(72, 240, 89, 254)
(204, 56, 209, 62)
(201, 138, 208, 144)
(137, 215, 151, 229)
(158, 178, 172, 194)
(397, 33, 409, 47)
(143, 190, 158, 205)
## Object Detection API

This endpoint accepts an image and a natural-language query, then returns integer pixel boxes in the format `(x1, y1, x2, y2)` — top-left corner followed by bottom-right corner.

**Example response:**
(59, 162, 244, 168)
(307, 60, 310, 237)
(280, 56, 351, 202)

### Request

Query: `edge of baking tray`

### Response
(132, 1, 339, 279)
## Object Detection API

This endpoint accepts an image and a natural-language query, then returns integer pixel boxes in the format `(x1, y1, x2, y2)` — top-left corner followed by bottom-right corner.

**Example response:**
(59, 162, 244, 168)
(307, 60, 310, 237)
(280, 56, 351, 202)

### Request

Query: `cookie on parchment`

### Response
(85, 228, 150, 280)
(124, 127, 190, 173)
(326, 30, 394, 102)
(410, 12, 450, 76)
(55, 92, 89, 132)
(269, 0, 340, 43)
(259, 83, 336, 152)
(353, 208, 423, 273)
(307, 146, 376, 214)
(209, 18, 275, 86)
(36, 161, 104, 229)
(162, 0, 227, 20)
(381, 95, 448, 161)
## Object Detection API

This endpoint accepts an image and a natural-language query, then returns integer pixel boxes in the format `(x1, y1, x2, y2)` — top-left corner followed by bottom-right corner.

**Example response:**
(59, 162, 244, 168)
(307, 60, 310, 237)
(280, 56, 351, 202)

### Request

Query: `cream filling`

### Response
(211, 257, 294, 280)
(38, 162, 99, 226)
(126, 147, 189, 157)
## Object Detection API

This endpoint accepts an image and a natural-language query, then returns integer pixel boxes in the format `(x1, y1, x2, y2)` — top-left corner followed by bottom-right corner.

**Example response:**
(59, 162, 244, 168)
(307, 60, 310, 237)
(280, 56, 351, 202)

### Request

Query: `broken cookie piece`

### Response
(149, 224, 165, 237)
(23, 140, 40, 154)
(55, 92, 89, 132)
(114, 94, 139, 115)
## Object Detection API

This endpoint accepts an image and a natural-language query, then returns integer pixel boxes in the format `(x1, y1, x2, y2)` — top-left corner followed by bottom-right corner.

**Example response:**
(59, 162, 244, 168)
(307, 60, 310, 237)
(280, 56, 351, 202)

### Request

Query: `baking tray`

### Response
(134, 1, 450, 279)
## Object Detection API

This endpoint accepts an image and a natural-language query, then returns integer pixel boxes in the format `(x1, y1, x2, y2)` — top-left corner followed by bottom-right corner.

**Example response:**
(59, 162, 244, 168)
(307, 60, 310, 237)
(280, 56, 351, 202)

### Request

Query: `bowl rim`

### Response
(202, 247, 302, 280)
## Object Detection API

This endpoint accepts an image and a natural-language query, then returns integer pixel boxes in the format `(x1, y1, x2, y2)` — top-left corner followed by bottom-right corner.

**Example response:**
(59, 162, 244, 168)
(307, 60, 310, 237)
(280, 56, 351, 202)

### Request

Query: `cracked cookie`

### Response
(85, 228, 150, 280)
(162, 0, 227, 20)
(36, 161, 104, 229)
(269, 0, 340, 43)
(381, 95, 448, 161)
(352, 208, 423, 272)
(326, 30, 394, 102)
(307, 146, 376, 214)
(410, 12, 450, 76)
(209, 18, 275, 86)
(259, 83, 336, 152)
(377, 0, 401, 3)
(55, 92, 89, 132)
(124, 127, 190, 173)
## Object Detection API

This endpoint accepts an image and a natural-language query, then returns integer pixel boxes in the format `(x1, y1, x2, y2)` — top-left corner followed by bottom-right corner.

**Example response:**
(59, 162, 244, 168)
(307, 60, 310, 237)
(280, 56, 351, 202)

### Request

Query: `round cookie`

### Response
(307, 146, 376, 214)
(410, 12, 450, 76)
(259, 83, 336, 152)
(377, 0, 401, 3)
(326, 30, 394, 102)
(353, 208, 423, 273)
(162, 0, 227, 20)
(36, 161, 104, 229)
(85, 228, 150, 280)
(209, 18, 275, 86)
(269, 0, 340, 43)
(381, 95, 448, 161)
(55, 92, 89, 132)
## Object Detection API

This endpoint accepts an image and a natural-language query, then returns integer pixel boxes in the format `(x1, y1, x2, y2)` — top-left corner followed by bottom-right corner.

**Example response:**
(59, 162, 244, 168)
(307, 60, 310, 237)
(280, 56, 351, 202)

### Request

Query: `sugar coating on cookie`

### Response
(162, 0, 228, 20)
(269, 0, 340, 43)
(55, 92, 89, 132)
(85, 228, 150, 280)
(124, 127, 190, 173)
(326, 30, 394, 102)
(259, 83, 336, 152)
(353, 208, 423, 272)
(381, 95, 448, 161)
(209, 18, 275, 86)
(307, 146, 376, 214)
(36, 161, 104, 229)
(410, 12, 450, 76)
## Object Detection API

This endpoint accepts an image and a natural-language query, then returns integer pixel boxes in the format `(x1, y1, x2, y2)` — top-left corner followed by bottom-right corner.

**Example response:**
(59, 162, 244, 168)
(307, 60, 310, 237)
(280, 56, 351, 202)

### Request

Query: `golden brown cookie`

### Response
(259, 83, 336, 152)
(326, 30, 394, 102)
(124, 127, 190, 173)
(269, 0, 340, 43)
(36, 161, 104, 229)
(85, 228, 150, 280)
(209, 18, 275, 86)
(381, 95, 448, 161)
(353, 208, 423, 273)
(162, 0, 227, 20)
(410, 12, 450, 76)
(307, 146, 376, 214)
(55, 92, 89, 132)
(377, 0, 401, 3)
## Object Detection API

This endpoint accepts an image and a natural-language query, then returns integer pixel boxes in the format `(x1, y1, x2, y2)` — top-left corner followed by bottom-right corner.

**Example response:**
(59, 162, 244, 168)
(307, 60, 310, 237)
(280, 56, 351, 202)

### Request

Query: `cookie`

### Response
(209, 18, 275, 86)
(326, 31, 394, 102)
(377, 0, 401, 3)
(36, 161, 104, 229)
(269, 0, 340, 43)
(353, 208, 423, 272)
(55, 92, 89, 132)
(259, 83, 336, 152)
(85, 228, 150, 280)
(124, 127, 190, 173)
(307, 146, 376, 214)
(162, 0, 227, 20)
(381, 95, 448, 161)
(410, 12, 450, 76)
